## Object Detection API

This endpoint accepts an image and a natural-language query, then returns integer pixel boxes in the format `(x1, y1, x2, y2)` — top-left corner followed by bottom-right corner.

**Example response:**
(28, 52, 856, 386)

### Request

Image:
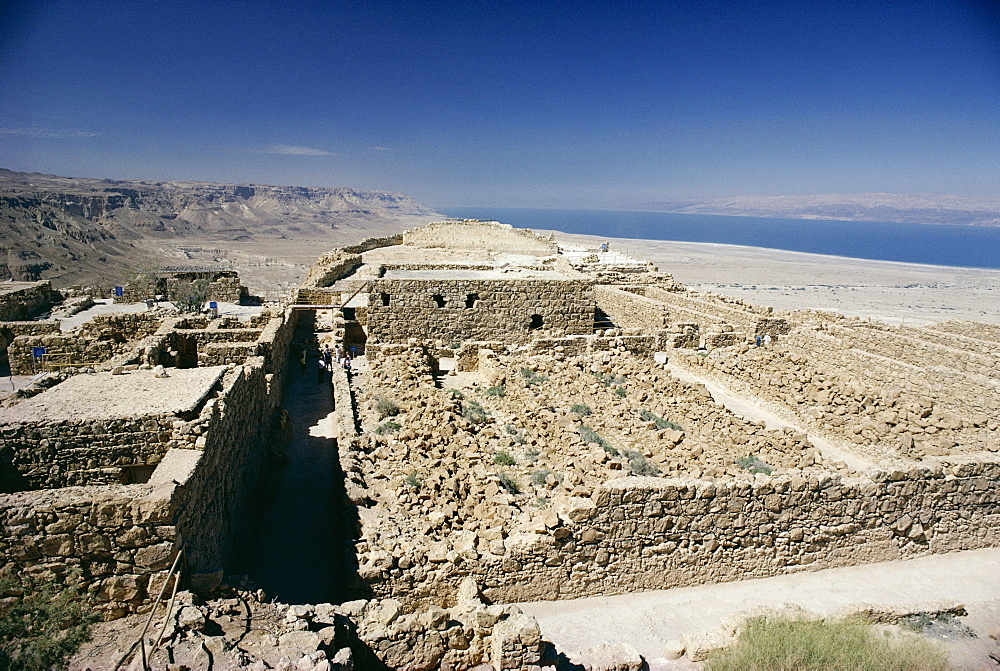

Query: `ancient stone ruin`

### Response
(1, 219, 998, 669)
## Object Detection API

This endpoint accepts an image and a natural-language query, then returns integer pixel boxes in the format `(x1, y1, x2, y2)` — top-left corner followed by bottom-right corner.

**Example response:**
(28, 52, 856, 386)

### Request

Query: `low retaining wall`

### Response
(360, 458, 1000, 607)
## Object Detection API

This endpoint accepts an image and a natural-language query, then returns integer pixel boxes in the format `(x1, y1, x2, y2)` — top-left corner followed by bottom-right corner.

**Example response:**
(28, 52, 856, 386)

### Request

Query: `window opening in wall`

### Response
(342, 307, 356, 321)
(465, 293, 479, 309)
(380, 293, 390, 306)
(432, 294, 446, 308)
(529, 314, 544, 331)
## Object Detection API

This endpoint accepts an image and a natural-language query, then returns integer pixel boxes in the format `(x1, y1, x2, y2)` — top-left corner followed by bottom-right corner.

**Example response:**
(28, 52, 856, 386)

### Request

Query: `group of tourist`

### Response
(292, 342, 353, 382)
(755, 334, 772, 347)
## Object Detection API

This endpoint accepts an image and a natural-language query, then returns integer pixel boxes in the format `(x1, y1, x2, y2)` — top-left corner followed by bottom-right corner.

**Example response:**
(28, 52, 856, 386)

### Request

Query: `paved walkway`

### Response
(519, 548, 1000, 664)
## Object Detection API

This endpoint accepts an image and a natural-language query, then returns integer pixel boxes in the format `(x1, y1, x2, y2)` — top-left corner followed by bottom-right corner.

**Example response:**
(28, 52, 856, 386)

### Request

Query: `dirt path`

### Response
(519, 547, 1000, 668)
(663, 359, 877, 473)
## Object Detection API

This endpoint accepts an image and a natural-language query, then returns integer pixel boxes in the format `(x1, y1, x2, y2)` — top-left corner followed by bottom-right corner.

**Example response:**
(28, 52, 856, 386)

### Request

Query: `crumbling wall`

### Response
(367, 278, 594, 344)
(0, 281, 57, 321)
(342, 234, 404, 255)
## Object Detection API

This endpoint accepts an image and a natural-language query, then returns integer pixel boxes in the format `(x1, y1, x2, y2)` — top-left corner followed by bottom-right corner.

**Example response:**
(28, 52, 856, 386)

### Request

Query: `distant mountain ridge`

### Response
(0, 169, 439, 285)
(637, 193, 1000, 227)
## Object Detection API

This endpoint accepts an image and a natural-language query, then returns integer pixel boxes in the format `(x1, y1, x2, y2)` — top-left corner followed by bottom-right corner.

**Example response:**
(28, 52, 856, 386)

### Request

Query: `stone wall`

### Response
(402, 221, 557, 255)
(0, 309, 296, 618)
(361, 459, 1000, 607)
(366, 277, 594, 344)
(8, 312, 164, 374)
(0, 482, 178, 619)
(301, 251, 363, 290)
(0, 414, 183, 491)
(641, 286, 790, 337)
(341, 234, 404, 255)
(0, 281, 57, 321)
(594, 286, 671, 331)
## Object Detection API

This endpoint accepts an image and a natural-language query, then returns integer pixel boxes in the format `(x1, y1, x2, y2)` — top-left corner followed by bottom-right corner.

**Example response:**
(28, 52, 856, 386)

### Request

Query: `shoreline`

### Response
(541, 228, 1000, 325)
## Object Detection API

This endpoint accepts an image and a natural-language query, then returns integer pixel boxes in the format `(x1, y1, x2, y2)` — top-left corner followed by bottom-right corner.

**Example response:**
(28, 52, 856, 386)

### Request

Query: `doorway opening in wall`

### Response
(342, 307, 356, 321)
(120, 464, 156, 484)
(595, 308, 615, 330)
(433, 294, 446, 308)
(465, 293, 479, 308)
(380, 293, 390, 306)
(529, 314, 544, 331)
(176, 335, 198, 368)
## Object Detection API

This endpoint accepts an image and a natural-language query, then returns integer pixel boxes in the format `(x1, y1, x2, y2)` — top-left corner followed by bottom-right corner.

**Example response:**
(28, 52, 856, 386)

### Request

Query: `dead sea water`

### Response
(441, 207, 1000, 269)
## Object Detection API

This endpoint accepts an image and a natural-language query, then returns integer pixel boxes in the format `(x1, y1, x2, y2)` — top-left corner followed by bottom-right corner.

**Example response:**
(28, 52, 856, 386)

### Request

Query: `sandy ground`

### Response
(157, 227, 1000, 326)
(519, 547, 1000, 669)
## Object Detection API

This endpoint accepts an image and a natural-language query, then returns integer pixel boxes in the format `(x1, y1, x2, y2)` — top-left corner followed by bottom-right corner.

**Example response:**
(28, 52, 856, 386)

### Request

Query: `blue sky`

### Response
(1, 0, 997, 208)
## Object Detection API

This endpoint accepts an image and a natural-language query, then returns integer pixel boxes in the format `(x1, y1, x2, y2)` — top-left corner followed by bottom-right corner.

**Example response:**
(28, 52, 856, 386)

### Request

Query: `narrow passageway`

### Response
(231, 314, 343, 604)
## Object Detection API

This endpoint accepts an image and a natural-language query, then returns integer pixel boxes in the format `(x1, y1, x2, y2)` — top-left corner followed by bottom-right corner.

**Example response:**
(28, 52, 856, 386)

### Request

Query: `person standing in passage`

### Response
(299, 347, 307, 374)
(763, 334, 772, 347)
(317, 353, 326, 382)
(755, 334, 762, 347)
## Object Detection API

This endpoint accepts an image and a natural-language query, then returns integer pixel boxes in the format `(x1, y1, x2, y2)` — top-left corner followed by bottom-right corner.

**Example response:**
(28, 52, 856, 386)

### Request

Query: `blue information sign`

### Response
(32, 347, 46, 358)
(209, 302, 218, 309)
(114, 286, 124, 296)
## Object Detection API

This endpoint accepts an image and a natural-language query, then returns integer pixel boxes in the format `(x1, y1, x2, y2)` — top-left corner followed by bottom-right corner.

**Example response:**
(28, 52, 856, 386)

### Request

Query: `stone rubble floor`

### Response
(519, 546, 1000, 669)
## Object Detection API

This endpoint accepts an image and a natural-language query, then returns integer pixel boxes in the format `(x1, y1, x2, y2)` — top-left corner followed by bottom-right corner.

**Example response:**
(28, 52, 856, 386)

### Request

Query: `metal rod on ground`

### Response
(123, 545, 184, 671)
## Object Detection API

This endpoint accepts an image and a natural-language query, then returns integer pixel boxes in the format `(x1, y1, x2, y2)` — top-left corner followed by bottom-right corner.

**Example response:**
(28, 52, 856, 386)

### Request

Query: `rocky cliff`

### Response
(0, 169, 439, 285)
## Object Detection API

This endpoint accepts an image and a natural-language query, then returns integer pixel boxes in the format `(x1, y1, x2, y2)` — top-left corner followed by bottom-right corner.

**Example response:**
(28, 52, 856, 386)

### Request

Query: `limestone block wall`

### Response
(364, 459, 1000, 607)
(0, 313, 295, 617)
(8, 312, 165, 374)
(0, 482, 178, 619)
(643, 287, 790, 336)
(0, 281, 57, 321)
(301, 250, 363, 289)
(929, 320, 1000, 343)
(402, 221, 557, 255)
(825, 322, 1000, 380)
(207, 276, 246, 303)
(173, 358, 278, 570)
(789, 328, 999, 420)
(342, 234, 404, 255)
(367, 278, 594, 344)
(0, 415, 184, 491)
(594, 286, 671, 331)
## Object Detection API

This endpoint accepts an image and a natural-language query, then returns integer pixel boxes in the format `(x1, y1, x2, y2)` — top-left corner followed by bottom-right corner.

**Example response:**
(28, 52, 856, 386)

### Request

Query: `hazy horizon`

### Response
(1, 1, 997, 209)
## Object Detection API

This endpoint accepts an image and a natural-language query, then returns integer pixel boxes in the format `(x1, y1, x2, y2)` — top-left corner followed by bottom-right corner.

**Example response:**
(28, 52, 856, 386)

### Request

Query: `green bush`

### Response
(462, 400, 490, 424)
(623, 449, 660, 476)
(0, 574, 98, 671)
(498, 472, 520, 494)
(569, 403, 592, 415)
(614, 386, 627, 397)
(375, 396, 400, 418)
(523, 448, 540, 461)
(493, 450, 516, 465)
(375, 420, 401, 435)
(530, 469, 551, 485)
(736, 455, 773, 475)
(592, 371, 627, 387)
(579, 425, 617, 456)
(519, 368, 548, 385)
(638, 409, 683, 431)
(504, 424, 527, 444)
(403, 472, 420, 488)
(486, 385, 506, 397)
(705, 615, 949, 671)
